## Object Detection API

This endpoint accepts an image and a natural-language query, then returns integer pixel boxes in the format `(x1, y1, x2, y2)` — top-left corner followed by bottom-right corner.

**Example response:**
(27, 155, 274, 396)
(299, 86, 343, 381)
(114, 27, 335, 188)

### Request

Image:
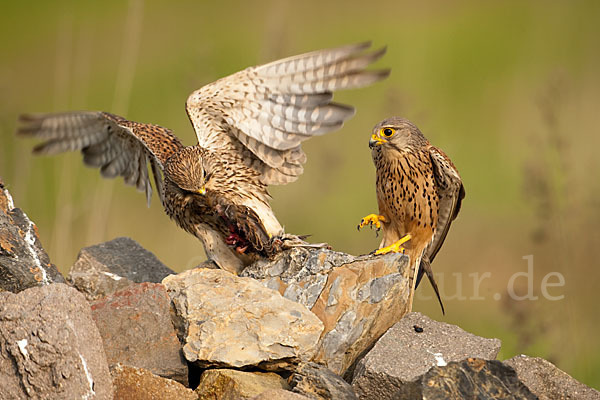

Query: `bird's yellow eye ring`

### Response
(381, 127, 395, 137)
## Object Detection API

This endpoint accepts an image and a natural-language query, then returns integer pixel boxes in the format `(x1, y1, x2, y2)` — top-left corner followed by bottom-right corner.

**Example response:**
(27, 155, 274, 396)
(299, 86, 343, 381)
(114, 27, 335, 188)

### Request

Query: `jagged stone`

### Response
(0, 179, 64, 293)
(242, 248, 411, 375)
(290, 362, 357, 400)
(67, 236, 175, 300)
(195, 369, 289, 399)
(163, 268, 324, 370)
(415, 358, 537, 399)
(251, 389, 311, 399)
(91, 282, 188, 385)
(111, 364, 196, 400)
(0, 283, 113, 399)
(352, 312, 502, 399)
(505, 354, 600, 400)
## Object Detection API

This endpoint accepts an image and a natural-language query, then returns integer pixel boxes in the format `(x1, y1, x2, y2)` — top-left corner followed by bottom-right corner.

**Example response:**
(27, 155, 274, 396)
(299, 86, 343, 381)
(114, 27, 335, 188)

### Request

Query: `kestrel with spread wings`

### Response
(18, 42, 389, 274)
(358, 117, 465, 313)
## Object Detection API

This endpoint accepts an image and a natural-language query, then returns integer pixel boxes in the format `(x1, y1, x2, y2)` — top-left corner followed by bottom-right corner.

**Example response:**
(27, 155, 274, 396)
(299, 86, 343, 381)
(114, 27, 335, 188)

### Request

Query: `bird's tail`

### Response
(407, 248, 445, 315)
(416, 258, 445, 315)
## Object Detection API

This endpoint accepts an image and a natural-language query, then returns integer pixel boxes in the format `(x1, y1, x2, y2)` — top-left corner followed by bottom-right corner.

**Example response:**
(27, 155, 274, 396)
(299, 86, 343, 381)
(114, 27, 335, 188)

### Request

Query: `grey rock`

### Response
(505, 354, 600, 400)
(416, 358, 537, 399)
(243, 247, 412, 376)
(0, 179, 64, 293)
(111, 364, 196, 400)
(163, 268, 324, 370)
(0, 283, 113, 399)
(90, 282, 188, 385)
(242, 247, 356, 283)
(290, 362, 357, 400)
(352, 312, 502, 399)
(67, 236, 175, 300)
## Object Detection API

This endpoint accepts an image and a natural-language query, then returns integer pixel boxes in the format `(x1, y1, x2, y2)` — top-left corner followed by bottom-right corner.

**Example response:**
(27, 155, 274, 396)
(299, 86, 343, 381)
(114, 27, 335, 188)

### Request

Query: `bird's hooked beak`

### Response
(197, 186, 206, 195)
(369, 133, 387, 148)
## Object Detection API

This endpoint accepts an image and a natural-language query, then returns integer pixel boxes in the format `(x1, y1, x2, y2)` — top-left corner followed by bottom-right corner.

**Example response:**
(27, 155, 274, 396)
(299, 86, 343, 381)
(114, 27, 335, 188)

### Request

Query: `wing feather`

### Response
(254, 41, 373, 76)
(186, 42, 389, 185)
(17, 111, 183, 206)
(426, 146, 465, 263)
(415, 146, 464, 314)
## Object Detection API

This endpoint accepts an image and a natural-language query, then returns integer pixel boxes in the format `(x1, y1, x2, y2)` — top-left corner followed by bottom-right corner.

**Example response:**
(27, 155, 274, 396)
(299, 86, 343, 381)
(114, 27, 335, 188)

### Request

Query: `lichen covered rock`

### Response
(0, 179, 64, 293)
(418, 358, 536, 400)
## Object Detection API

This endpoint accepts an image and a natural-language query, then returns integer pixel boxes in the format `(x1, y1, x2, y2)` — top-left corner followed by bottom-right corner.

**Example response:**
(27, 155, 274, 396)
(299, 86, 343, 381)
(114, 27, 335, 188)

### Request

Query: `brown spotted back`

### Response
(102, 112, 183, 166)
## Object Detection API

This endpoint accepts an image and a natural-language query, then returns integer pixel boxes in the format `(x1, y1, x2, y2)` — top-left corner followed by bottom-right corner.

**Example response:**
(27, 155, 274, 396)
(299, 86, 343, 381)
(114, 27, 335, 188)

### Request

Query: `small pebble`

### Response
(413, 325, 423, 333)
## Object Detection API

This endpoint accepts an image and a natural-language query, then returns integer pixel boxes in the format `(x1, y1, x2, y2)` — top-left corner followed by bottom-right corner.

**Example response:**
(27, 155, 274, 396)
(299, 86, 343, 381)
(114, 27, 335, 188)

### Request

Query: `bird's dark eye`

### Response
(381, 128, 395, 137)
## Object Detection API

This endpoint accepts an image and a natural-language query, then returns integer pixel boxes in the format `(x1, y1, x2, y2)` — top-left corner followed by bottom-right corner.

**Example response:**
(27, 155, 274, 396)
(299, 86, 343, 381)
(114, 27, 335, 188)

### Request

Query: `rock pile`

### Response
(1, 179, 598, 399)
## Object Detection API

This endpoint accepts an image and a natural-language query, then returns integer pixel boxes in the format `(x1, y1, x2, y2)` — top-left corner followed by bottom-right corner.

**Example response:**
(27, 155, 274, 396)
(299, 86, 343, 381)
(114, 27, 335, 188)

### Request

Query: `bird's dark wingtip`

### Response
(378, 69, 392, 79)
(32, 143, 48, 155)
(355, 40, 373, 50)
(370, 46, 388, 60)
(15, 114, 38, 136)
(17, 113, 36, 122)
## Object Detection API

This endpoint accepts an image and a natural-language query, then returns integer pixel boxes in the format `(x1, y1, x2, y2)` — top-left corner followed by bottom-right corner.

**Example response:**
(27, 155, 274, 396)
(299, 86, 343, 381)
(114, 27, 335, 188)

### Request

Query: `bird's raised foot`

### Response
(374, 234, 412, 255)
(357, 214, 387, 232)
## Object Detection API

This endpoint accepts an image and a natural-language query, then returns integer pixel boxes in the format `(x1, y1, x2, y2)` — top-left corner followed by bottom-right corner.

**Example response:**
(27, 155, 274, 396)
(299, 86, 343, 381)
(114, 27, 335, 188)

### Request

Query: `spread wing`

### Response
(17, 111, 183, 206)
(426, 145, 465, 263)
(186, 41, 389, 185)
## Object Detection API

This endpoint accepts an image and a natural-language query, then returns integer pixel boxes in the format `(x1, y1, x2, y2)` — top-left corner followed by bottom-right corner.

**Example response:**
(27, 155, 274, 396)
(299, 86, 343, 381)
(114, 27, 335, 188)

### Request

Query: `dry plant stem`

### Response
(86, 0, 144, 245)
(51, 16, 74, 267)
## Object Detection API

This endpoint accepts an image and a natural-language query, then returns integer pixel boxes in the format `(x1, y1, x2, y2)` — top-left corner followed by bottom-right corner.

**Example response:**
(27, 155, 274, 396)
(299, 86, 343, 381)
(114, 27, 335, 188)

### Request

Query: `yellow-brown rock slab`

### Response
(195, 369, 289, 400)
(251, 389, 311, 399)
(111, 364, 196, 400)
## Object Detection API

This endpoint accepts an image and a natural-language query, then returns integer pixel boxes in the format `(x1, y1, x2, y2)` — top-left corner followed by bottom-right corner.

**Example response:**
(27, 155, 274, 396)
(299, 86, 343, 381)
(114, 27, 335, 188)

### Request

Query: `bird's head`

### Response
(369, 117, 427, 151)
(165, 146, 213, 195)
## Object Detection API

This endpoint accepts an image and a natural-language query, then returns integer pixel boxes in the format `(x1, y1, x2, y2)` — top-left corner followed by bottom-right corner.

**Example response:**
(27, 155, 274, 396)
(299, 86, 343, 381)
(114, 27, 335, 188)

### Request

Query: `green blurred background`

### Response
(1, 0, 599, 388)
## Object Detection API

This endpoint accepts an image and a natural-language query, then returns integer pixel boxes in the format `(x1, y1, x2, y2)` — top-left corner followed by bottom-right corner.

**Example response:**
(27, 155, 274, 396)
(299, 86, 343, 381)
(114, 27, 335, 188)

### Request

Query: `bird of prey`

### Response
(18, 42, 389, 274)
(358, 117, 465, 313)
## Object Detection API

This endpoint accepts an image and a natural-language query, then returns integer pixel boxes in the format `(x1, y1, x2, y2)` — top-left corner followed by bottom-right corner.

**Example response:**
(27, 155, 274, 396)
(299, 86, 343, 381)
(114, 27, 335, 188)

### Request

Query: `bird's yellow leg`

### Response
(357, 214, 387, 230)
(375, 234, 412, 255)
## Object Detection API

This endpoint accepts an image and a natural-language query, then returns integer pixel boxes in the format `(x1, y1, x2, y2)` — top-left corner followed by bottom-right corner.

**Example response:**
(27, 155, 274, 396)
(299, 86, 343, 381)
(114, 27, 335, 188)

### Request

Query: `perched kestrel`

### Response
(17, 42, 389, 274)
(358, 117, 465, 313)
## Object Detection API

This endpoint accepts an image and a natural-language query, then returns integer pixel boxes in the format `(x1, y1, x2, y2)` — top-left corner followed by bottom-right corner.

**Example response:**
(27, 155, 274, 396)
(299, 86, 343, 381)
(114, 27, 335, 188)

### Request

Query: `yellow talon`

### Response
(357, 214, 387, 231)
(375, 234, 412, 255)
